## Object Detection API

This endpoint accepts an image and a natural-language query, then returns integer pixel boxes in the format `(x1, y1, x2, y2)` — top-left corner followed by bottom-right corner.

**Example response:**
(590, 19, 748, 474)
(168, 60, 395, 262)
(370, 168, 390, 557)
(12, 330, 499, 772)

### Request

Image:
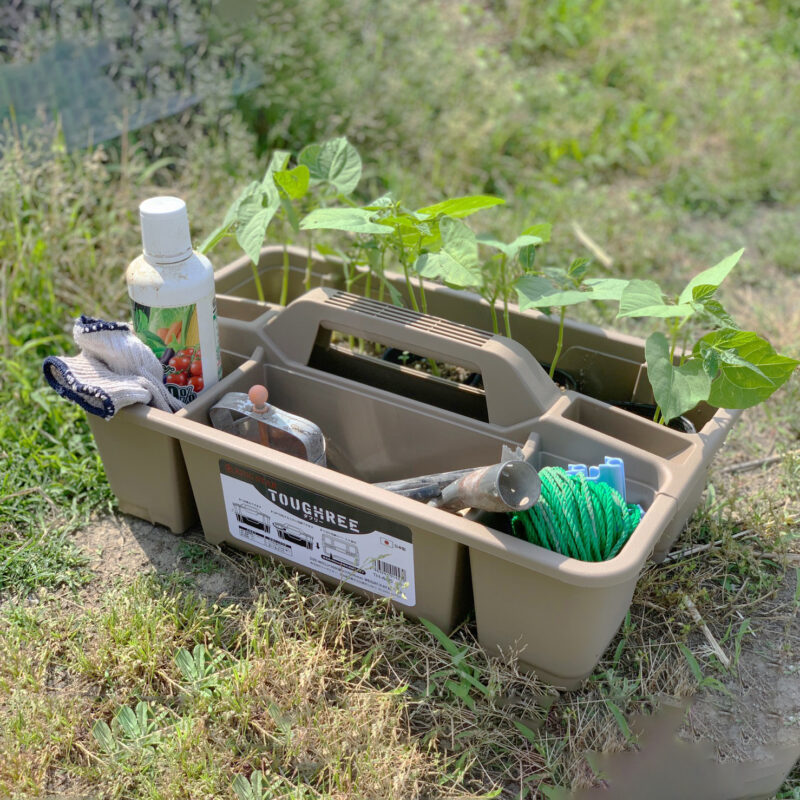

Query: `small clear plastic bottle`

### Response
(126, 196, 222, 403)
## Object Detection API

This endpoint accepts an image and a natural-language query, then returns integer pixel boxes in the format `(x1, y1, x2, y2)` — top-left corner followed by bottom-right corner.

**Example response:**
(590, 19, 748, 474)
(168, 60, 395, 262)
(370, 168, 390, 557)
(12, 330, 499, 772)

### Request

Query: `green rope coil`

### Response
(510, 467, 643, 562)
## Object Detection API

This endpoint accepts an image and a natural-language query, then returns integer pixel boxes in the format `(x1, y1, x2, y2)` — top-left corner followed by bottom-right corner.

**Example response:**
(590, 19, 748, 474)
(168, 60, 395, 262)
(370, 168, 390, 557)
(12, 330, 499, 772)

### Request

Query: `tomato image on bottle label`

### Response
(132, 301, 204, 403)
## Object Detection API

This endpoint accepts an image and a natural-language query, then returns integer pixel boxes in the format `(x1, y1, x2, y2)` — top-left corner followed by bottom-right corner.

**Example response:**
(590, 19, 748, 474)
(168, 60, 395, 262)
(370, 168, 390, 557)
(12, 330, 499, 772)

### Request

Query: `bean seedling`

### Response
(201, 137, 363, 304)
(515, 257, 627, 378)
(203, 140, 798, 427)
(614, 249, 798, 423)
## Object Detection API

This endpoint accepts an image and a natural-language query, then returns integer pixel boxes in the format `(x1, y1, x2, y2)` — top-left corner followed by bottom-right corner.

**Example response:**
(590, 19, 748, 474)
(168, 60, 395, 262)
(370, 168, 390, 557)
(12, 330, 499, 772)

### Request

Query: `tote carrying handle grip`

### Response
(262, 288, 560, 427)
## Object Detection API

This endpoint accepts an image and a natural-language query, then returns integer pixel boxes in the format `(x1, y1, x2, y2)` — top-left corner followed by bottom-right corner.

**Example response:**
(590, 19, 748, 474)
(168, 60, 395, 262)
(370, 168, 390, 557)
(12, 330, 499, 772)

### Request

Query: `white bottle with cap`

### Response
(126, 196, 222, 403)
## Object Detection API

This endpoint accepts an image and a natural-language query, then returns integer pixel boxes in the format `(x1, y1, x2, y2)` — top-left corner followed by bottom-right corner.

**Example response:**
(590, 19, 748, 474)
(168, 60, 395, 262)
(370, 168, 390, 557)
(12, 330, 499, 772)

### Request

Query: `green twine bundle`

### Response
(511, 467, 643, 562)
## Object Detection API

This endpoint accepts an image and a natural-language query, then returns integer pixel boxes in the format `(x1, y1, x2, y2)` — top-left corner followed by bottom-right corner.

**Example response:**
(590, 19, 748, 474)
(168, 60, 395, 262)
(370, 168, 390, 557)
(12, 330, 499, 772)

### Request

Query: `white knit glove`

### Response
(43, 316, 185, 419)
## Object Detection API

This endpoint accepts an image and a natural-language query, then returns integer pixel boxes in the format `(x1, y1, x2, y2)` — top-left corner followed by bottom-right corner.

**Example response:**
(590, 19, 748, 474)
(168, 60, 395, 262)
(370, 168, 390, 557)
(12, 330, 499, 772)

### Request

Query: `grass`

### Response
(1, 0, 799, 796)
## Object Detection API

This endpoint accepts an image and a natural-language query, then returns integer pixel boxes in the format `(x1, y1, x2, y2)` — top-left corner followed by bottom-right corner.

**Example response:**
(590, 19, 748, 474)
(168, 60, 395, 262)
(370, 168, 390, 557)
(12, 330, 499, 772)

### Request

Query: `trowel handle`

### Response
(264, 288, 560, 427)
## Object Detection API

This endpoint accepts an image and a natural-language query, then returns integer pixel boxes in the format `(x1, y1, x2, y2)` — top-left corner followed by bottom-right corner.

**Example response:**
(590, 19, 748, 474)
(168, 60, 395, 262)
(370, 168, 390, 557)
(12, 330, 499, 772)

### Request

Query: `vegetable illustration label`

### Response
(219, 460, 416, 606)
(132, 301, 206, 403)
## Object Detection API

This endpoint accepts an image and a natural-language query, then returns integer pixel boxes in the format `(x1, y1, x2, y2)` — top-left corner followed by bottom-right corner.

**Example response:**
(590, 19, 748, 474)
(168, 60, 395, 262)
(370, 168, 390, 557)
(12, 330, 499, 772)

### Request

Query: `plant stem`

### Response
(415, 233, 428, 314)
(377, 250, 386, 304)
(304, 232, 313, 292)
(344, 258, 356, 349)
(364, 266, 372, 301)
(279, 244, 290, 306)
(426, 356, 441, 377)
(399, 238, 420, 312)
(549, 307, 566, 380)
(669, 318, 682, 364)
(489, 301, 499, 335)
(678, 327, 691, 366)
(344, 255, 354, 294)
(499, 255, 512, 337)
(252, 262, 265, 303)
(402, 262, 420, 311)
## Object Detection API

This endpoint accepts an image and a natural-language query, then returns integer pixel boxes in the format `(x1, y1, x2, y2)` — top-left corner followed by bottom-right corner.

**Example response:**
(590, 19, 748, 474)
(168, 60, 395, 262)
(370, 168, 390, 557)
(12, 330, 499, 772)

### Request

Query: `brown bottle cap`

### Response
(248, 384, 269, 412)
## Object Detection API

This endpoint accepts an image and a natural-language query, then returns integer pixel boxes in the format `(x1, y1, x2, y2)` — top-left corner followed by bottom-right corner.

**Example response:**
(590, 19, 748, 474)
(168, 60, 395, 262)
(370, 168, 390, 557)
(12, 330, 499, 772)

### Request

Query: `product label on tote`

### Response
(219, 460, 416, 606)
(132, 301, 205, 403)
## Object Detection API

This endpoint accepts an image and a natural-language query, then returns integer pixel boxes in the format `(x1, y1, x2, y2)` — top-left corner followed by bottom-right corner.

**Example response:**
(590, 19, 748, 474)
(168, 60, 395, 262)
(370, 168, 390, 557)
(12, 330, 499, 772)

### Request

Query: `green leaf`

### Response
(274, 164, 310, 200)
(232, 773, 260, 800)
(414, 217, 480, 287)
(446, 679, 476, 710)
(567, 257, 589, 281)
(92, 720, 116, 753)
(416, 195, 504, 219)
(519, 243, 537, 270)
(261, 150, 291, 184)
(250, 771, 264, 800)
(223, 180, 261, 227)
(420, 618, 462, 659)
(699, 330, 799, 409)
(236, 206, 279, 265)
(175, 647, 196, 681)
(691, 283, 718, 302)
(713, 343, 769, 380)
(231, 179, 281, 265)
(702, 347, 720, 379)
(363, 192, 395, 210)
(645, 332, 711, 423)
(513, 719, 540, 744)
(618, 279, 694, 319)
(383, 281, 405, 307)
(136, 701, 151, 735)
(476, 234, 507, 251)
(542, 266, 568, 285)
(583, 278, 629, 301)
(678, 248, 744, 305)
(279, 193, 300, 233)
(299, 207, 391, 234)
(678, 643, 705, 682)
(298, 137, 362, 194)
(115, 705, 140, 740)
(522, 222, 552, 242)
(696, 298, 741, 330)
(477, 233, 542, 259)
(515, 275, 592, 309)
(605, 700, 636, 743)
(376, 213, 440, 250)
(459, 670, 490, 695)
(377, 212, 428, 229)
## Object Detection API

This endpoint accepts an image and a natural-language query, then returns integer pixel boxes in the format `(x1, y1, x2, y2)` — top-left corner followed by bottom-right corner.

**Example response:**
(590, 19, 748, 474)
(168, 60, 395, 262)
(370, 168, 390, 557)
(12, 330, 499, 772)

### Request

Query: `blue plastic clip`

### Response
(567, 456, 627, 502)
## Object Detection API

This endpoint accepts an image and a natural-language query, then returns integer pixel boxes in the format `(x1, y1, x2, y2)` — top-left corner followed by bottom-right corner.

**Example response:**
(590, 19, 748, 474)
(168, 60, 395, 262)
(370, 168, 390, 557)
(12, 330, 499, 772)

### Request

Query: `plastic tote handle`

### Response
(261, 288, 560, 427)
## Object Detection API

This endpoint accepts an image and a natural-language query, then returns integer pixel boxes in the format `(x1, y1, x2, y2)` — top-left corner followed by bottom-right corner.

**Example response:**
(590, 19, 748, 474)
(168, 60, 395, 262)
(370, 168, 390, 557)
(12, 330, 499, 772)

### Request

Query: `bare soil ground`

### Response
(75, 516, 252, 603)
(71, 512, 799, 799)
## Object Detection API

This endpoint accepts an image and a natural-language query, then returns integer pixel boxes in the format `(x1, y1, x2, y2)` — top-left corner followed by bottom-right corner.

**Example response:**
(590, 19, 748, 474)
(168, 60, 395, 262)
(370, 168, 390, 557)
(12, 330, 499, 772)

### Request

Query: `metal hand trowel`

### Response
(209, 384, 327, 466)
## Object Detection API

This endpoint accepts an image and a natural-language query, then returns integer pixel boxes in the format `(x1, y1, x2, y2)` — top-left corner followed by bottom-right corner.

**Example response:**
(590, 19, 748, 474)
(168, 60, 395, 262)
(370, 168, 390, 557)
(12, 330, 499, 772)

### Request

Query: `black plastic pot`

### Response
(382, 349, 578, 391)
(612, 401, 697, 434)
(538, 363, 578, 392)
(381, 347, 484, 386)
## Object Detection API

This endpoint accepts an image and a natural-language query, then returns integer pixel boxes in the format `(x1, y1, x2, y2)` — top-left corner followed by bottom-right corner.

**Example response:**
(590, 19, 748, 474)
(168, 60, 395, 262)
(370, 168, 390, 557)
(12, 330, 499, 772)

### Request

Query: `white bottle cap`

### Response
(139, 196, 193, 263)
